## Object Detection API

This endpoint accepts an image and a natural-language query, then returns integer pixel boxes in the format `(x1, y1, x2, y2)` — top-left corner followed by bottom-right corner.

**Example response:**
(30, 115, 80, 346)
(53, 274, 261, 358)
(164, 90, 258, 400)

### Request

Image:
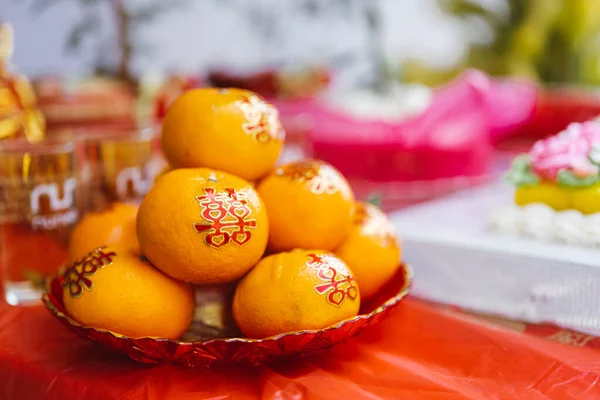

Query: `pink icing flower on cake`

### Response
(529, 121, 600, 180)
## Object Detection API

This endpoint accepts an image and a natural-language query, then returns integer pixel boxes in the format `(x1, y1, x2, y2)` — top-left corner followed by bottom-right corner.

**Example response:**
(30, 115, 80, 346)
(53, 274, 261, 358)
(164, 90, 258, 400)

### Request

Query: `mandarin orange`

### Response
(62, 245, 194, 339)
(256, 159, 354, 252)
(68, 202, 139, 262)
(136, 168, 268, 284)
(233, 250, 360, 338)
(154, 164, 171, 183)
(335, 202, 401, 301)
(161, 88, 284, 181)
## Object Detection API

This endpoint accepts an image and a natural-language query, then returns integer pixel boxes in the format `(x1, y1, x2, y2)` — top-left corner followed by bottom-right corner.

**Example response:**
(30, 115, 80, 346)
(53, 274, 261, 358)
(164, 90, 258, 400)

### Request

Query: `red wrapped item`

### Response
(33, 76, 136, 133)
(514, 86, 600, 141)
(208, 69, 279, 97)
(207, 67, 330, 100)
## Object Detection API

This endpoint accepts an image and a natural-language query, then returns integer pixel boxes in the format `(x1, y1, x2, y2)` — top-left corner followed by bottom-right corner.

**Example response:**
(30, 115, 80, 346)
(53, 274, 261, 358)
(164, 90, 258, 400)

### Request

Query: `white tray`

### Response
(390, 181, 600, 335)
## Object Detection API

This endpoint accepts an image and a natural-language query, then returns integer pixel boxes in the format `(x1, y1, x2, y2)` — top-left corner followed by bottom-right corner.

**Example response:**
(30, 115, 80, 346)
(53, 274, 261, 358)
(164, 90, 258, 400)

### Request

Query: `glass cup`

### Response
(81, 127, 165, 211)
(0, 136, 87, 305)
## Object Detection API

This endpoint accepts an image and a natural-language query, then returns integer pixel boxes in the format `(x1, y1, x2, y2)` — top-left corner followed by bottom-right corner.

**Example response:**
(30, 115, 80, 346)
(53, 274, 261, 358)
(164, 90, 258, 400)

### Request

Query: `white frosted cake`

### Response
(490, 204, 600, 248)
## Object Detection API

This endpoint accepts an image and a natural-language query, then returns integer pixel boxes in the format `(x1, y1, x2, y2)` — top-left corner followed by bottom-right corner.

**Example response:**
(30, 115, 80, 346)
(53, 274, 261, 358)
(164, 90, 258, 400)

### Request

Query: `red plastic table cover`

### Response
(1, 298, 599, 400)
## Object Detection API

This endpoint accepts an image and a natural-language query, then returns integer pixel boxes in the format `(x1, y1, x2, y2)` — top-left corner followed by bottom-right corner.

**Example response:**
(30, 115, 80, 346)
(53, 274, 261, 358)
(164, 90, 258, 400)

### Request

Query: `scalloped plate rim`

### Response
(42, 263, 413, 346)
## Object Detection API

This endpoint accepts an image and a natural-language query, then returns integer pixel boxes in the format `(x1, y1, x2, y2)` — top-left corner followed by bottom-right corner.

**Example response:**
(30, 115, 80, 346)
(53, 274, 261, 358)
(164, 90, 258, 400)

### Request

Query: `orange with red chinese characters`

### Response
(62, 245, 194, 339)
(233, 250, 360, 339)
(161, 88, 284, 181)
(136, 168, 268, 284)
(335, 202, 402, 301)
(257, 159, 355, 252)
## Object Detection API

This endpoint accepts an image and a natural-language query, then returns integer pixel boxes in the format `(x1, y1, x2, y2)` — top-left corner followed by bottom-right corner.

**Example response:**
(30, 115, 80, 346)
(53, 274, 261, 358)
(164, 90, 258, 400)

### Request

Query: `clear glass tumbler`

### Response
(0, 136, 86, 305)
(81, 126, 165, 211)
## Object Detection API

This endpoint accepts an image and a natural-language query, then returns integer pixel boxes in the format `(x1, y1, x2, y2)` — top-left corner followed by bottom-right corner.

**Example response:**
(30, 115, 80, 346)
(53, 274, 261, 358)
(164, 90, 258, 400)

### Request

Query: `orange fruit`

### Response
(62, 245, 194, 339)
(335, 202, 401, 301)
(137, 168, 268, 284)
(161, 88, 285, 181)
(257, 159, 354, 252)
(154, 165, 171, 183)
(233, 250, 360, 338)
(68, 202, 139, 263)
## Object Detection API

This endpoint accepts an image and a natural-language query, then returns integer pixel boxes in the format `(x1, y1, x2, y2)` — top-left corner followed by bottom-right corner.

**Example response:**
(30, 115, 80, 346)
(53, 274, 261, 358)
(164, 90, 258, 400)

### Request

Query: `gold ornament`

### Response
(0, 22, 45, 143)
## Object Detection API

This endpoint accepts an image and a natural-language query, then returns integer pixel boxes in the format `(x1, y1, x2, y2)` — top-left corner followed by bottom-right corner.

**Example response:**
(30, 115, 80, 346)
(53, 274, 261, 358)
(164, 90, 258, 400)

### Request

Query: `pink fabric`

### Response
(307, 71, 537, 181)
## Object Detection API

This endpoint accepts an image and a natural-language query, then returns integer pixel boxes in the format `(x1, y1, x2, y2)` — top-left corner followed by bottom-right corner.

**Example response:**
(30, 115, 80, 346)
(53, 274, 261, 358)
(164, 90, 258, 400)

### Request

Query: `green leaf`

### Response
(589, 144, 600, 166)
(440, 0, 502, 26)
(366, 192, 383, 208)
(557, 170, 599, 188)
(505, 154, 539, 187)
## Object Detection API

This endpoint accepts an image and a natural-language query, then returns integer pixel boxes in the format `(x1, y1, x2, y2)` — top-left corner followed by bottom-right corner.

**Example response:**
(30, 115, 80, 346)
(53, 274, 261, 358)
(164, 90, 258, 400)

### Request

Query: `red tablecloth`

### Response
(1, 298, 599, 400)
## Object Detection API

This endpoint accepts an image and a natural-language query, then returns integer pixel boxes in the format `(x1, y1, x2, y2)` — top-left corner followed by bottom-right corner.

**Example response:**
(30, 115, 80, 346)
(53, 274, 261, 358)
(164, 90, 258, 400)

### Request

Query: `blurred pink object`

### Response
(529, 121, 600, 180)
(484, 76, 539, 144)
(308, 71, 537, 183)
(269, 98, 317, 145)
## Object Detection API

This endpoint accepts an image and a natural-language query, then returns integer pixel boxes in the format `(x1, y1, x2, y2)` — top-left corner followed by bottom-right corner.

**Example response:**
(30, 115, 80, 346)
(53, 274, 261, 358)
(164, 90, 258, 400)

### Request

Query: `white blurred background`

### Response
(3, 0, 478, 86)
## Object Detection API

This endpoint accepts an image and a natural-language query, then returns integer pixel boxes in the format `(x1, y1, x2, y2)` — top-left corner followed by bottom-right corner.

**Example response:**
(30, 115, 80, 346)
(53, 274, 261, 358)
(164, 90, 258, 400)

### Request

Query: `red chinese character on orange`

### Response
(307, 253, 358, 306)
(237, 95, 284, 144)
(194, 187, 257, 248)
(279, 161, 319, 181)
(62, 247, 117, 297)
(356, 203, 397, 247)
(353, 203, 369, 225)
(277, 161, 340, 195)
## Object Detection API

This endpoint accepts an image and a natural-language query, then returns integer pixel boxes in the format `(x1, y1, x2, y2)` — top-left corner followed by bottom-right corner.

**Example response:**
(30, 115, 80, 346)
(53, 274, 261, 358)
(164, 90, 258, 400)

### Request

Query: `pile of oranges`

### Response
(61, 88, 403, 340)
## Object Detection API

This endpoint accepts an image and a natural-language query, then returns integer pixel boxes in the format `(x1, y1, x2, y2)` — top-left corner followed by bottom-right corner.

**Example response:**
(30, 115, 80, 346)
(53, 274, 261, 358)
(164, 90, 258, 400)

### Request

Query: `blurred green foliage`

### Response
(403, 0, 600, 86)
